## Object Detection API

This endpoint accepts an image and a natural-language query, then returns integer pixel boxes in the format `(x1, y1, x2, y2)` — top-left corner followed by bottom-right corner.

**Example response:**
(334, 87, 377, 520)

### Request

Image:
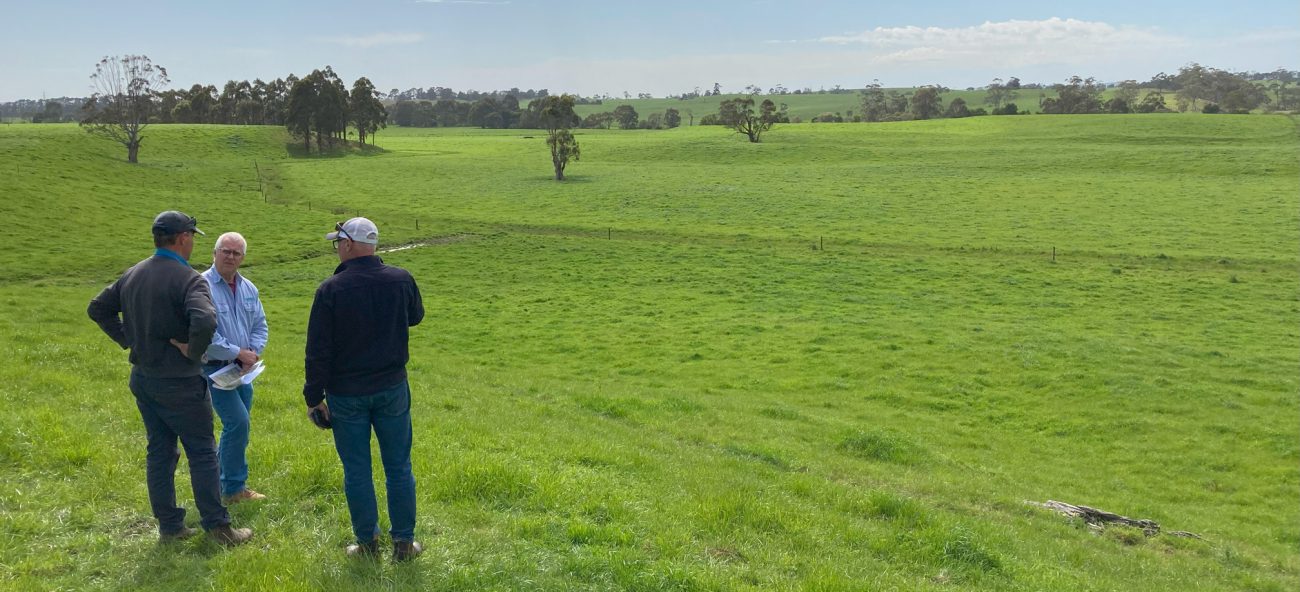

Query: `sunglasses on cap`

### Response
(331, 221, 355, 250)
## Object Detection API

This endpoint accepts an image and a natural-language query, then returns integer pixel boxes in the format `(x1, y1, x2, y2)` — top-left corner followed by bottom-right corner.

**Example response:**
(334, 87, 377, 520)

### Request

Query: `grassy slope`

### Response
(0, 118, 1296, 591)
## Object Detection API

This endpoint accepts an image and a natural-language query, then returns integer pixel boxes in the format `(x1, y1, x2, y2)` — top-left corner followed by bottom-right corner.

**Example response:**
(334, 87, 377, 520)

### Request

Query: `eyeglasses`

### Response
(217, 248, 244, 257)
(332, 221, 354, 250)
(334, 222, 354, 242)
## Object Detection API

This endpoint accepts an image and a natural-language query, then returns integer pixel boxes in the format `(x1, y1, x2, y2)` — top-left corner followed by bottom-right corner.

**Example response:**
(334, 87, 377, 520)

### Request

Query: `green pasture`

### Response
(564, 88, 1173, 121)
(0, 116, 1297, 591)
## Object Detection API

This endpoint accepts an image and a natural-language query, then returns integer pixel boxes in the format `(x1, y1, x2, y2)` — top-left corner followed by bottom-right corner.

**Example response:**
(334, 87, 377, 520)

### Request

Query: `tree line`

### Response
(14, 62, 1297, 126)
(391, 97, 690, 131)
(37, 54, 1300, 165)
(782, 65, 1299, 125)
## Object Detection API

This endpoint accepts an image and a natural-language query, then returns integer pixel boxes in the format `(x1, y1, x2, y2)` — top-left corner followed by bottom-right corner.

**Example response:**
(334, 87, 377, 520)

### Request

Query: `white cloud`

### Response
(358, 17, 1294, 99)
(326, 32, 425, 48)
(816, 17, 1184, 68)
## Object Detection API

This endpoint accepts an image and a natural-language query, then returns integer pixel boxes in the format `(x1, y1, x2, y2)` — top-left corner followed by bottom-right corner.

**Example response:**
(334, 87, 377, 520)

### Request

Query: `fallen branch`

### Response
(1026, 500, 1204, 540)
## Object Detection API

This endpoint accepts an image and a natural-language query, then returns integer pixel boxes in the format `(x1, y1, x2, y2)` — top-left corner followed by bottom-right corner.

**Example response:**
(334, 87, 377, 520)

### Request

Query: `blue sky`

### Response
(3, 0, 1297, 101)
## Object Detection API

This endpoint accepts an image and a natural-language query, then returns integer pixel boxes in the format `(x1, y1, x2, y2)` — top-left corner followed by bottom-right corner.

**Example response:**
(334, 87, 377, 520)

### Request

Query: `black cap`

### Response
(152, 211, 205, 236)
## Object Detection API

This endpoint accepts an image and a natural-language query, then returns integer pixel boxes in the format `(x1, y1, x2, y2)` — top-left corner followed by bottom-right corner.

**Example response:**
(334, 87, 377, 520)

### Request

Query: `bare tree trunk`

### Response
(127, 140, 139, 163)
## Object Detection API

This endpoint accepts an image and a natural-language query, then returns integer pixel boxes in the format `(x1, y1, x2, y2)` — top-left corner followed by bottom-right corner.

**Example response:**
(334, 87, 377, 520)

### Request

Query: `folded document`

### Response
(209, 360, 265, 390)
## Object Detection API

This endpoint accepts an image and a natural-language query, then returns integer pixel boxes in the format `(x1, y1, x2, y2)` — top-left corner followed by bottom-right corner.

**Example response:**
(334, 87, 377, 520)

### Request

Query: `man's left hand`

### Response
(236, 348, 259, 370)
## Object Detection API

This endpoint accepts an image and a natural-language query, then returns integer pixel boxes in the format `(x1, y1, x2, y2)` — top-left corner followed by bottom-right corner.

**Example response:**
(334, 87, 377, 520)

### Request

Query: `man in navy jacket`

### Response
(304, 217, 424, 561)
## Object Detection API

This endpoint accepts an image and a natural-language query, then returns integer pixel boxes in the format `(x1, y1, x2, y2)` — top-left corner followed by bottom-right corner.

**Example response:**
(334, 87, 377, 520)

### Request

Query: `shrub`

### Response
(991, 103, 1019, 116)
(1104, 98, 1131, 113)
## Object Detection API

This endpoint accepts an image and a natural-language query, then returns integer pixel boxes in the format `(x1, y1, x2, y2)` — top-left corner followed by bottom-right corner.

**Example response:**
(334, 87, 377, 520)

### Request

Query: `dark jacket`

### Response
(304, 255, 424, 407)
(88, 252, 217, 378)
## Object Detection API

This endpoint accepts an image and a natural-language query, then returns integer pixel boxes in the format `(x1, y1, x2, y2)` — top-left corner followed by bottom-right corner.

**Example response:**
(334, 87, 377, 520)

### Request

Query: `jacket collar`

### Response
(154, 248, 191, 268)
(333, 254, 382, 275)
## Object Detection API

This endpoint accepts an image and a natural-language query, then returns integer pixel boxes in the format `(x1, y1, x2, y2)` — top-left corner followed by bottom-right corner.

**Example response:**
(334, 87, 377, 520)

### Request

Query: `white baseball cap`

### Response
(325, 217, 379, 245)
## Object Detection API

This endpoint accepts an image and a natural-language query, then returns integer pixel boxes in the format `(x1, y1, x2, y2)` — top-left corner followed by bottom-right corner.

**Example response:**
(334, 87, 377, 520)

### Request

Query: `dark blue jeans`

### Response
(327, 381, 416, 543)
(128, 369, 230, 533)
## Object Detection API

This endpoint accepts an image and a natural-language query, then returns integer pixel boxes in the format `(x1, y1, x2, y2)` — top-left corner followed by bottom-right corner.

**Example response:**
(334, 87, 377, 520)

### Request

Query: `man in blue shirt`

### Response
(201, 232, 269, 505)
(304, 217, 425, 561)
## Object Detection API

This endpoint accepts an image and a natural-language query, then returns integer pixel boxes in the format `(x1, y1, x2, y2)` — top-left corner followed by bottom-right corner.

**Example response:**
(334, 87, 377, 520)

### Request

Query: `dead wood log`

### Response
(1026, 500, 1204, 540)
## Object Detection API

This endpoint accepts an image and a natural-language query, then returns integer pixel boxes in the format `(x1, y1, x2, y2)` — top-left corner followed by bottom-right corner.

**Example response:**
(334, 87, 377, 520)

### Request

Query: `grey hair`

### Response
(214, 232, 247, 254)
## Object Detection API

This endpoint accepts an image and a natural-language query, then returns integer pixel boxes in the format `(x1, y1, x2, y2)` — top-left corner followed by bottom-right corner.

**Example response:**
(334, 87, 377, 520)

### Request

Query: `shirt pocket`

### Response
(241, 297, 259, 313)
(215, 301, 232, 315)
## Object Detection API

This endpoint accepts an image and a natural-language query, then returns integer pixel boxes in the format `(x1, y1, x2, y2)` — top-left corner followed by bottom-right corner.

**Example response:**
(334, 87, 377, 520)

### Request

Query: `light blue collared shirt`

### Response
(201, 267, 268, 361)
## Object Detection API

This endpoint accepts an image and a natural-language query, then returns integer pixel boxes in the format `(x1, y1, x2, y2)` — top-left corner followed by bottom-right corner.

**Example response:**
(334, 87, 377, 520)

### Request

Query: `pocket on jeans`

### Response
(378, 384, 411, 416)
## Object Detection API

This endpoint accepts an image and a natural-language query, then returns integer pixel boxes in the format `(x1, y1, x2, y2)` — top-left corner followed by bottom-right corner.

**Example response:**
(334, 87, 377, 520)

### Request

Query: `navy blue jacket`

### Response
(303, 255, 423, 407)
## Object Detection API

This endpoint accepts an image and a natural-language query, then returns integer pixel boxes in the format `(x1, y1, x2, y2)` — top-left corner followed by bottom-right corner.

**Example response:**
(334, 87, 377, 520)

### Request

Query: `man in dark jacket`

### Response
(88, 211, 253, 546)
(304, 217, 424, 561)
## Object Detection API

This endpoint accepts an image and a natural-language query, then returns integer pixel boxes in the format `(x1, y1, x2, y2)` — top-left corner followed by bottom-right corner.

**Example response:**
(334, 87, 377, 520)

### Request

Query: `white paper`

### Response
(209, 360, 265, 390)
(240, 360, 265, 385)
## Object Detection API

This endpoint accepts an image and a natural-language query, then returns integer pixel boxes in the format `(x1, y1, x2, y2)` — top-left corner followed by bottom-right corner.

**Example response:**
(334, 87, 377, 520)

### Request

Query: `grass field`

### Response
(1, 116, 1297, 591)
(566, 87, 1171, 121)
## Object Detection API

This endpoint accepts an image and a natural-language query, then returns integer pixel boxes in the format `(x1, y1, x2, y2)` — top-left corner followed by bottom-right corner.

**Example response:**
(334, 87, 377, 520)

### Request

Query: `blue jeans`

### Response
(204, 364, 254, 497)
(327, 381, 416, 543)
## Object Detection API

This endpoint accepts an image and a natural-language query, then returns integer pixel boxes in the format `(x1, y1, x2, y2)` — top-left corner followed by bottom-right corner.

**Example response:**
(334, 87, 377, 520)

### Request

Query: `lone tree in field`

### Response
(537, 94, 581, 180)
(80, 55, 169, 163)
(718, 97, 777, 142)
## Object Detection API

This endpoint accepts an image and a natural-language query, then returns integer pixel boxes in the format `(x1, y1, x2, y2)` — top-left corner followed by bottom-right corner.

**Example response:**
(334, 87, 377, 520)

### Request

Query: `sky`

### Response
(2, 0, 1298, 102)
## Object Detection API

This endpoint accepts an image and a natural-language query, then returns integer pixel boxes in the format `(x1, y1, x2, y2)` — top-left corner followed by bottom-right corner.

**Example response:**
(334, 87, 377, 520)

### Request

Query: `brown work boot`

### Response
(346, 537, 380, 558)
(393, 540, 423, 563)
(222, 488, 267, 505)
(158, 526, 200, 543)
(210, 525, 254, 547)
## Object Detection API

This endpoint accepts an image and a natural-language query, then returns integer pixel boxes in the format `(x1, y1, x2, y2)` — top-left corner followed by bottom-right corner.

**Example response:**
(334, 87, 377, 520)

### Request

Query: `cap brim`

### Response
(193, 227, 206, 236)
(324, 231, 342, 241)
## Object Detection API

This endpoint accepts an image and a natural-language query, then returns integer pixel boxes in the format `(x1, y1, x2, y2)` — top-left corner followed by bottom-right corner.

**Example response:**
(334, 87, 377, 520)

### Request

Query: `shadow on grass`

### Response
(129, 541, 219, 588)
(284, 142, 387, 159)
(525, 174, 595, 184)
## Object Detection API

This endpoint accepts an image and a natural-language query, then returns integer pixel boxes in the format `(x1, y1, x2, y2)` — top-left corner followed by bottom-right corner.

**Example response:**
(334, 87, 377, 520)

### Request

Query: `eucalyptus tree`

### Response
(349, 77, 387, 146)
(537, 94, 581, 180)
(718, 97, 777, 142)
(79, 55, 169, 163)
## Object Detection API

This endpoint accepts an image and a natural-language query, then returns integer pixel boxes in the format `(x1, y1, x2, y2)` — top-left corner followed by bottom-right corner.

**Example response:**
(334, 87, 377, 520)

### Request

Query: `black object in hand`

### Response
(309, 407, 332, 430)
